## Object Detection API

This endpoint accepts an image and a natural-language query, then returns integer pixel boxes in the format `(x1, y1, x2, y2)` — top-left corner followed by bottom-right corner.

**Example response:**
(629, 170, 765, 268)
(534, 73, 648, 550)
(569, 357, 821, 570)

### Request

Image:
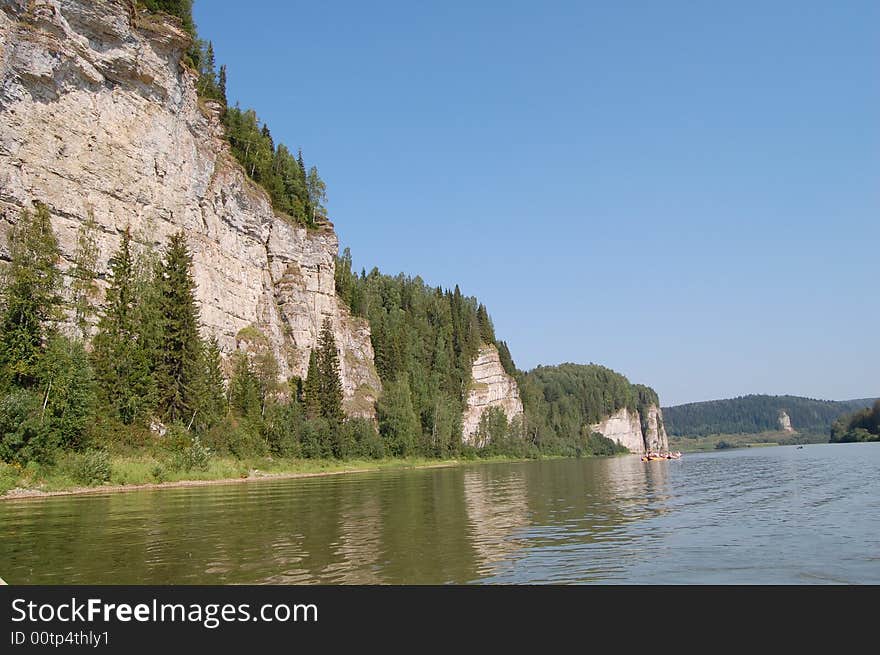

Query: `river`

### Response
(1, 443, 878, 584)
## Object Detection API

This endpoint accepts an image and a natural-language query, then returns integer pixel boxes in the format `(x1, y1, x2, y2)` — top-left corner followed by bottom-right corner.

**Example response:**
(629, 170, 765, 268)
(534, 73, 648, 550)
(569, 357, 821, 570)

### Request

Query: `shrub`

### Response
(346, 418, 384, 460)
(263, 402, 303, 458)
(0, 389, 56, 465)
(0, 462, 19, 495)
(203, 418, 267, 458)
(67, 450, 111, 486)
(300, 418, 332, 459)
(584, 432, 627, 457)
(150, 463, 167, 483)
(165, 425, 212, 472)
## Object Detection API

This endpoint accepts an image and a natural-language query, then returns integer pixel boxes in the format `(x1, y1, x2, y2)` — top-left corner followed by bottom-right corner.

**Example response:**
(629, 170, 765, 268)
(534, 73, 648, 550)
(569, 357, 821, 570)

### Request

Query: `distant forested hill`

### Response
(663, 395, 878, 437)
(831, 400, 880, 443)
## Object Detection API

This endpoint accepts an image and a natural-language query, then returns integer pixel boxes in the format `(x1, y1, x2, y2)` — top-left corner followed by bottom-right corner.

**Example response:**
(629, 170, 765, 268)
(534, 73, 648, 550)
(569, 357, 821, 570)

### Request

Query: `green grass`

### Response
(669, 430, 829, 453)
(0, 453, 550, 498)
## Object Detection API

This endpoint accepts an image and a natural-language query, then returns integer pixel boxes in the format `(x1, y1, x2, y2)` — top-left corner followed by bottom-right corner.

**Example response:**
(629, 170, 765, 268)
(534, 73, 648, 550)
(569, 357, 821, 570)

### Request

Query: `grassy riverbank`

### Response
(0, 453, 568, 500)
(669, 430, 828, 452)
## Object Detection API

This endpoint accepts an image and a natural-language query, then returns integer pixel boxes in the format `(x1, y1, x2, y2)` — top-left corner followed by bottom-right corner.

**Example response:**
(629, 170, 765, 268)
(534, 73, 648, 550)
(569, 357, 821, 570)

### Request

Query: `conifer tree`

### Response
(302, 349, 321, 420)
(155, 231, 203, 424)
(297, 149, 313, 221)
(91, 228, 156, 424)
(0, 205, 62, 389)
(195, 336, 227, 428)
(70, 215, 99, 340)
(476, 304, 495, 344)
(317, 318, 344, 423)
(218, 64, 227, 104)
(228, 351, 260, 421)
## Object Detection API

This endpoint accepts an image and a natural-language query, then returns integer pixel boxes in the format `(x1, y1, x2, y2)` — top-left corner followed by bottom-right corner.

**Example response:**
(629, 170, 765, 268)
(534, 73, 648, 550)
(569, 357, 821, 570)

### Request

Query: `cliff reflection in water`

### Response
(0, 457, 672, 585)
(6, 446, 877, 584)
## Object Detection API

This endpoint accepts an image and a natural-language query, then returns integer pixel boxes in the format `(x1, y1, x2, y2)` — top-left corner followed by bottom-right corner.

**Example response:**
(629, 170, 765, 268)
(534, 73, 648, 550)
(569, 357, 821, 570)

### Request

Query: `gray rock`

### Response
(0, 0, 380, 417)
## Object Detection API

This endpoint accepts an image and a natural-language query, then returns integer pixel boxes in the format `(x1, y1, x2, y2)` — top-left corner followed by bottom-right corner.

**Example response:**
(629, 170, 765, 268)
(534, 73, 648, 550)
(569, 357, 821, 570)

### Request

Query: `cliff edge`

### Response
(0, 0, 380, 416)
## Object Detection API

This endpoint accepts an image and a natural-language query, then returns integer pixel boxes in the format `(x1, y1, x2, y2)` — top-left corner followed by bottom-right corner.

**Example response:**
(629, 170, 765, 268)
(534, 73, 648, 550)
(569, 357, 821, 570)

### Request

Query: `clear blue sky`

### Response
(195, 1, 879, 406)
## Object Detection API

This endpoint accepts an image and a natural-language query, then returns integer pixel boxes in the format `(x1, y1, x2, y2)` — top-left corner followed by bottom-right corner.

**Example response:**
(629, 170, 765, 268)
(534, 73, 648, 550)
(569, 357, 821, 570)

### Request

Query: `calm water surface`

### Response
(2, 443, 878, 584)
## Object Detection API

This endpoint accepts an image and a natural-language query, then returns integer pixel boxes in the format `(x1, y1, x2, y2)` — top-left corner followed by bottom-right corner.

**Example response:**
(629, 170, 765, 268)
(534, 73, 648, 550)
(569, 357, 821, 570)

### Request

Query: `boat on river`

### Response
(641, 451, 682, 462)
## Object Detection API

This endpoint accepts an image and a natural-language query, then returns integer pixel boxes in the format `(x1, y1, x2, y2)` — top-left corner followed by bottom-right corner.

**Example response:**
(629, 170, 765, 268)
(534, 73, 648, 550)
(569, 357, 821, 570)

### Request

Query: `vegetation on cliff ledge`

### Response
(136, 0, 327, 228)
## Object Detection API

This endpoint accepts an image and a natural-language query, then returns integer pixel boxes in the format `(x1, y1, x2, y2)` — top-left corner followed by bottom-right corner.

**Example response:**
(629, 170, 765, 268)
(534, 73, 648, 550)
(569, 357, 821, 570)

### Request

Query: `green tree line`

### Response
(0, 207, 380, 477)
(336, 252, 637, 458)
(663, 394, 878, 437)
(0, 207, 648, 478)
(515, 363, 655, 457)
(831, 400, 880, 443)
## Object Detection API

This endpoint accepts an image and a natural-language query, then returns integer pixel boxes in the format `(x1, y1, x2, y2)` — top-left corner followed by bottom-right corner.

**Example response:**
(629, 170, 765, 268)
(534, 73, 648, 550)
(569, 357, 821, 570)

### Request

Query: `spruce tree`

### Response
(218, 64, 227, 104)
(297, 149, 313, 221)
(0, 205, 62, 389)
(70, 215, 99, 340)
(155, 231, 203, 424)
(476, 304, 495, 344)
(302, 349, 321, 420)
(91, 228, 156, 424)
(228, 351, 260, 421)
(195, 336, 227, 428)
(317, 318, 344, 423)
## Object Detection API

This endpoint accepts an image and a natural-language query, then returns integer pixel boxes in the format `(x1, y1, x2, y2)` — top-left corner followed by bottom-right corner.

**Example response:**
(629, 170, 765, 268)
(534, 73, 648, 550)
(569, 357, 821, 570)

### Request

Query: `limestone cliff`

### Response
(778, 410, 795, 433)
(589, 403, 669, 454)
(462, 344, 524, 446)
(589, 408, 645, 454)
(0, 0, 380, 416)
(642, 404, 669, 452)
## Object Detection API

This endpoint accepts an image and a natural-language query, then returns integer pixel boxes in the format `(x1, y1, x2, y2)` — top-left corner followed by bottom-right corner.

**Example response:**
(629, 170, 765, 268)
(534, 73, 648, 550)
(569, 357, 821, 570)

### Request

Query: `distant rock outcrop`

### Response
(778, 410, 795, 433)
(590, 408, 645, 454)
(589, 404, 670, 454)
(643, 404, 670, 452)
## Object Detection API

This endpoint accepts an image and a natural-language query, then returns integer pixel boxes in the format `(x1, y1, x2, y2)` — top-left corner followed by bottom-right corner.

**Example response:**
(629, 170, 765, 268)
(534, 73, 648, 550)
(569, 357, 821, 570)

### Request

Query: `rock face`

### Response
(0, 0, 380, 416)
(642, 404, 670, 452)
(462, 344, 524, 446)
(589, 403, 669, 454)
(778, 410, 794, 433)
(589, 408, 645, 454)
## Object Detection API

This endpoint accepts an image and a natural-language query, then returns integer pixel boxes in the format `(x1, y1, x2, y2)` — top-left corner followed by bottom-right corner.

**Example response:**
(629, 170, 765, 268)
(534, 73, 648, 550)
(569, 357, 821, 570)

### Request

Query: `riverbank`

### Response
(0, 454, 561, 501)
(669, 430, 828, 452)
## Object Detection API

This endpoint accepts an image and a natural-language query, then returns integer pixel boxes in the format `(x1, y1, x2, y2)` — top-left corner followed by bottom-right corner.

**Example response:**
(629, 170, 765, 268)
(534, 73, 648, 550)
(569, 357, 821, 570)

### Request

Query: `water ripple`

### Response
(1, 444, 879, 583)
